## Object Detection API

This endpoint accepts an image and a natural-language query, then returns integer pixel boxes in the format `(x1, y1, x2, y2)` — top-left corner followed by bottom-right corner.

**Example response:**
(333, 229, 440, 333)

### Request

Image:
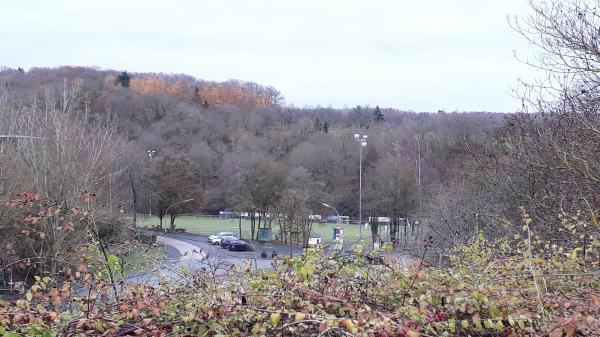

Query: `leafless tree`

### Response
(0, 80, 129, 278)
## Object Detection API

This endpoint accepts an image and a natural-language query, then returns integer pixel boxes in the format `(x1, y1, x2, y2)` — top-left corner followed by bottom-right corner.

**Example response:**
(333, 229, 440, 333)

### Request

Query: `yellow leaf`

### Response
(270, 312, 281, 326)
(343, 319, 356, 331)
(448, 320, 456, 333)
(406, 329, 420, 337)
(566, 326, 575, 337)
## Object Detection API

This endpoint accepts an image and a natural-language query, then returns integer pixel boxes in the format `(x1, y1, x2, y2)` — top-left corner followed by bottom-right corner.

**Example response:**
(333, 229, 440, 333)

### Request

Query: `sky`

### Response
(0, 0, 540, 112)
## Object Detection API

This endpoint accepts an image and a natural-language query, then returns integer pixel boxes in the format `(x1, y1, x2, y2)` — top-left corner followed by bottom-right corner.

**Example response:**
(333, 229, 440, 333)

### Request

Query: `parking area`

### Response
(126, 232, 413, 286)
(164, 233, 304, 260)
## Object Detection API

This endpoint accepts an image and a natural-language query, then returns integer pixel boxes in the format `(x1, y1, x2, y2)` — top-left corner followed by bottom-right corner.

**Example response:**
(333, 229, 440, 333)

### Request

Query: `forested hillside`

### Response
(0, 66, 504, 238)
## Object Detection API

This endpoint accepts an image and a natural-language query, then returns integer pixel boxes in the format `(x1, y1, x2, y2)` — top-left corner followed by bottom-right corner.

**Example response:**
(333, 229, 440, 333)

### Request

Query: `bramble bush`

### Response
(0, 194, 598, 336)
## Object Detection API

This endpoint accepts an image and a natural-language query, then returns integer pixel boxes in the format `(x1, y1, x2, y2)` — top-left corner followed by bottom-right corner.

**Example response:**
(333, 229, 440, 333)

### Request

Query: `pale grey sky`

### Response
(1, 0, 539, 112)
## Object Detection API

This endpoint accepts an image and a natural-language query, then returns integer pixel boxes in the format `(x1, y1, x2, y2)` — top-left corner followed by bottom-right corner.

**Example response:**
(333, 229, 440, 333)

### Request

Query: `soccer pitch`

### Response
(136, 214, 366, 244)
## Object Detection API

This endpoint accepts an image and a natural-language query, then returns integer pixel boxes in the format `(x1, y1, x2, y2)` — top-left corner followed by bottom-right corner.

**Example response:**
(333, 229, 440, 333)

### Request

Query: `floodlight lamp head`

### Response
(354, 133, 359, 139)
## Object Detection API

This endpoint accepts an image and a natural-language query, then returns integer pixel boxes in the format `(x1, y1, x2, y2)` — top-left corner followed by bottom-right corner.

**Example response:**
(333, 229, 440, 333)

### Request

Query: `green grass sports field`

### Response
(137, 214, 367, 244)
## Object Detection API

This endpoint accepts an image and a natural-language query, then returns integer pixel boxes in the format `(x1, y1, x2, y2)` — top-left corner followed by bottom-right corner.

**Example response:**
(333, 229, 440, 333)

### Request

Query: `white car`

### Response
(208, 232, 237, 245)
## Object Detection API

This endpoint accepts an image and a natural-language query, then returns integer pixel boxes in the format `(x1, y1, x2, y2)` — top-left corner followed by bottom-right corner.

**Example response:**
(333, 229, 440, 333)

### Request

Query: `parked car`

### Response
(219, 236, 238, 248)
(208, 232, 236, 245)
(228, 240, 254, 252)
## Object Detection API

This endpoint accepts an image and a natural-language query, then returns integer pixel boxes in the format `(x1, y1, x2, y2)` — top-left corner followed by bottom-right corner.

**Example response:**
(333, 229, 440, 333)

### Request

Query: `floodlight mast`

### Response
(321, 202, 340, 226)
(354, 134, 367, 238)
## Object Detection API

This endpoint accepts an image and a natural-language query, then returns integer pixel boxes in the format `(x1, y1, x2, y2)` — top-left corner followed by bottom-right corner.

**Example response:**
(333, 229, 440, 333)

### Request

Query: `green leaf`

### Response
(496, 321, 505, 330)
(25, 291, 33, 301)
(484, 319, 494, 329)
(197, 326, 207, 337)
(475, 320, 483, 330)
(448, 320, 456, 333)
(251, 323, 261, 334)
(270, 312, 281, 326)
(517, 320, 525, 329)
(461, 320, 469, 329)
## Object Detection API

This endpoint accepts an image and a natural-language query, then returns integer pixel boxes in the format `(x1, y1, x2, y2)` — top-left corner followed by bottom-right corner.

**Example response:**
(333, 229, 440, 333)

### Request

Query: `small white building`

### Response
(308, 233, 323, 246)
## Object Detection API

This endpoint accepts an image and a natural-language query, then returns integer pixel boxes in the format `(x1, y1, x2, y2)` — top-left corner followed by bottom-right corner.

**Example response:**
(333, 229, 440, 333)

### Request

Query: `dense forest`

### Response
(0, 66, 508, 245)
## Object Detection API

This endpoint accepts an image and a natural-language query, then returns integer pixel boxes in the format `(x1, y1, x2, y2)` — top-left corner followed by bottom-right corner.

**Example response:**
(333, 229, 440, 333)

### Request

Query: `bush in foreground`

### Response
(0, 196, 598, 336)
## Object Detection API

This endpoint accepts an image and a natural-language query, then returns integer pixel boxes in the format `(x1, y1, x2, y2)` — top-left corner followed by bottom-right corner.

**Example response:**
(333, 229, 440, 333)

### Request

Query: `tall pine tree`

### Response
(116, 71, 131, 87)
(373, 105, 384, 123)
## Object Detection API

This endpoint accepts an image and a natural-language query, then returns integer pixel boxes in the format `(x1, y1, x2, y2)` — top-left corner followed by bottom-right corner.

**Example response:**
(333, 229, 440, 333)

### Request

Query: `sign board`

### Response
(333, 227, 344, 241)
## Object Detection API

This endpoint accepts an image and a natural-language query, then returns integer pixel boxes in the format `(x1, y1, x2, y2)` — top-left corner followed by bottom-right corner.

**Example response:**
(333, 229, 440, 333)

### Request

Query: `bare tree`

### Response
(146, 153, 200, 230)
(0, 81, 129, 278)
(228, 157, 286, 241)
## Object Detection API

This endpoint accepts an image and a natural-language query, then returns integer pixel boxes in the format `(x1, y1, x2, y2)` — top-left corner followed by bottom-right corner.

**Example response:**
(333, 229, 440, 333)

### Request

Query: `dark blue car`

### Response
(228, 240, 254, 252)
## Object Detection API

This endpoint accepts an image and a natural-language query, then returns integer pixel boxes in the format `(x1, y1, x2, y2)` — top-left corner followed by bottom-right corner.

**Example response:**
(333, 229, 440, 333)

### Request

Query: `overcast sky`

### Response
(1, 0, 540, 112)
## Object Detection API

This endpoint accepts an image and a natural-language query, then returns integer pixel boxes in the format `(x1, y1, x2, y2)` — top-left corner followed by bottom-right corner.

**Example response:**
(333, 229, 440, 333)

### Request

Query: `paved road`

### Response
(126, 233, 304, 285)
(164, 233, 304, 259)
(125, 232, 413, 286)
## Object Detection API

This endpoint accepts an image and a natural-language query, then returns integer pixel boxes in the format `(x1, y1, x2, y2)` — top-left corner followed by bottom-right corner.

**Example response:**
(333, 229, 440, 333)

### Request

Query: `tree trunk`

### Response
(239, 214, 242, 239)
(390, 217, 398, 240)
(250, 212, 256, 241)
(169, 213, 176, 231)
(257, 212, 263, 241)
(129, 172, 137, 227)
(302, 219, 313, 248)
(404, 219, 408, 247)
(277, 216, 284, 243)
(370, 211, 379, 249)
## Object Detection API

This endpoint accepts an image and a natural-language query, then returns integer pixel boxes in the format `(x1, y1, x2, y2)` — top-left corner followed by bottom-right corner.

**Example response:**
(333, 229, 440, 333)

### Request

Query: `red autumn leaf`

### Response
(63, 221, 75, 231)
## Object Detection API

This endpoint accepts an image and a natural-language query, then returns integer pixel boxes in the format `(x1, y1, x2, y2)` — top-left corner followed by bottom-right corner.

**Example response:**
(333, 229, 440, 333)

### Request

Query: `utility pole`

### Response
(354, 134, 367, 238)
